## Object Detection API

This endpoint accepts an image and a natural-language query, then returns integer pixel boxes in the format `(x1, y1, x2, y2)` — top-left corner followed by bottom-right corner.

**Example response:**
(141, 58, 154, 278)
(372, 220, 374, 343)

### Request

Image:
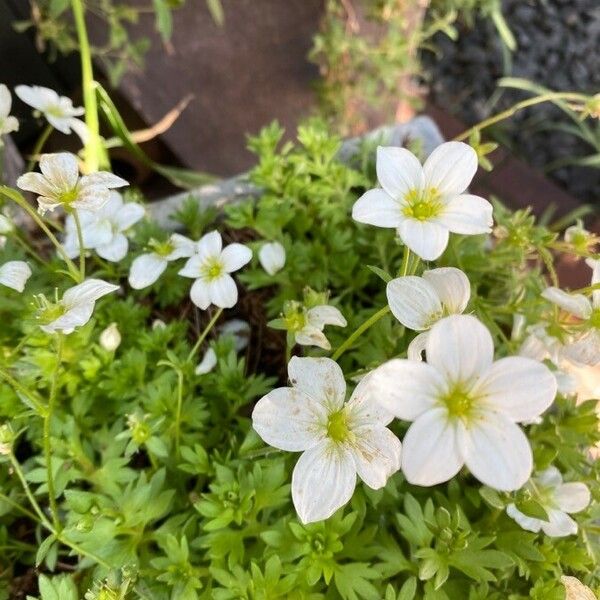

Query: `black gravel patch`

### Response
(422, 0, 600, 204)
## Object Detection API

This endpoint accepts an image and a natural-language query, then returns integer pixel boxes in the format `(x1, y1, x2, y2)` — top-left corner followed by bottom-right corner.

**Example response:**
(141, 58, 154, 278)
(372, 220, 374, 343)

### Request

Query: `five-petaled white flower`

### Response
(129, 233, 197, 289)
(0, 84, 19, 140)
(542, 265, 600, 366)
(0, 261, 31, 292)
(352, 143, 493, 261)
(178, 230, 252, 309)
(64, 192, 145, 262)
(17, 153, 128, 215)
(259, 241, 286, 275)
(15, 85, 88, 142)
(506, 466, 590, 537)
(36, 279, 119, 334)
(387, 267, 470, 360)
(252, 356, 402, 524)
(367, 314, 556, 491)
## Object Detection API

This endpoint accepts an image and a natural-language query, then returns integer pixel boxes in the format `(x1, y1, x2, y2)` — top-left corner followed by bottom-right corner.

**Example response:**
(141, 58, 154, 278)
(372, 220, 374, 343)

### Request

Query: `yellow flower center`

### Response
(150, 239, 174, 257)
(285, 310, 307, 333)
(58, 188, 79, 206)
(201, 258, 224, 281)
(403, 187, 443, 221)
(327, 409, 350, 443)
(442, 386, 476, 419)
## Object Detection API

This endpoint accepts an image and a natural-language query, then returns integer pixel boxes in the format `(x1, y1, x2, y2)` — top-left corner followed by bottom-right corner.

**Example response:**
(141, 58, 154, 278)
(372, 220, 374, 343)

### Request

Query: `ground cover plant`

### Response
(0, 3, 599, 597)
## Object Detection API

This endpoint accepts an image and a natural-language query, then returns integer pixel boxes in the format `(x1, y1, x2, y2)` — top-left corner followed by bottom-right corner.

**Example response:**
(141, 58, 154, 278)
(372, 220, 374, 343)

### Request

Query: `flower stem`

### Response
(187, 308, 223, 362)
(453, 92, 589, 142)
(9, 452, 112, 569)
(70, 0, 107, 172)
(44, 334, 64, 533)
(27, 123, 53, 172)
(399, 245, 411, 277)
(71, 209, 86, 279)
(332, 305, 390, 361)
(0, 187, 80, 281)
(174, 368, 184, 456)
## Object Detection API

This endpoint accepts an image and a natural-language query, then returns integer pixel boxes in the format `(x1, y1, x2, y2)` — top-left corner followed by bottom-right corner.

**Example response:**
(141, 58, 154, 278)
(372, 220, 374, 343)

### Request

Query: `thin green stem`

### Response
(332, 305, 390, 361)
(9, 452, 112, 569)
(0, 491, 41, 522)
(187, 308, 223, 362)
(71, 209, 86, 279)
(70, 0, 107, 172)
(454, 92, 589, 142)
(1, 187, 80, 281)
(27, 123, 53, 172)
(174, 368, 184, 455)
(10, 230, 49, 265)
(44, 335, 64, 532)
(400, 246, 411, 277)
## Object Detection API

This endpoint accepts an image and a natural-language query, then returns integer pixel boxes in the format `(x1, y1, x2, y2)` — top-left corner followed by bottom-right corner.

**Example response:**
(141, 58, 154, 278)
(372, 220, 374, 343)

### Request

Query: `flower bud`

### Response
(258, 241, 286, 275)
(99, 322, 121, 351)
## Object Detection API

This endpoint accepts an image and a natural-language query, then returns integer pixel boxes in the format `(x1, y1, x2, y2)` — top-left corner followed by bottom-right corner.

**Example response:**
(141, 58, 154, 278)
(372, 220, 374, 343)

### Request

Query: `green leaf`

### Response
(153, 0, 173, 41)
(397, 576, 417, 600)
(367, 264, 392, 283)
(36, 534, 57, 567)
(206, 0, 225, 26)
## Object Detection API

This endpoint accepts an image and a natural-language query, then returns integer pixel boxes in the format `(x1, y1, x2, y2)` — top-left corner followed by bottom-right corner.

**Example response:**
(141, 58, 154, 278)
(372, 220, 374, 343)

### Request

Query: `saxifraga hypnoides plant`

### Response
(0, 9, 599, 599)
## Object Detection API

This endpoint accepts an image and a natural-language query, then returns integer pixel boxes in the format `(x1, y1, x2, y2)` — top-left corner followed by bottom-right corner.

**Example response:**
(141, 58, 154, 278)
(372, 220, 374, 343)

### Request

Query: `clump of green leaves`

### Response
(0, 121, 598, 599)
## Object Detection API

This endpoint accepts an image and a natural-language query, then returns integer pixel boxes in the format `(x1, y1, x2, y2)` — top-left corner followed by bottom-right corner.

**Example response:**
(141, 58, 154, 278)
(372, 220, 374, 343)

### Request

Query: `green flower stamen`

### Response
(327, 409, 350, 443)
(403, 187, 443, 221)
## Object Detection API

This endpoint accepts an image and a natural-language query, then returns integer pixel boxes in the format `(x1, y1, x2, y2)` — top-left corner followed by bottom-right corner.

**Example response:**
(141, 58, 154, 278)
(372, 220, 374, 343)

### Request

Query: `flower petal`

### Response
(17, 172, 56, 197)
(178, 255, 202, 278)
(386, 276, 441, 330)
(258, 241, 286, 275)
(376, 146, 424, 199)
(295, 326, 331, 350)
(208, 274, 238, 308)
(426, 315, 494, 384)
(367, 358, 445, 421)
(80, 171, 128, 190)
(407, 331, 429, 361)
(292, 442, 356, 523)
(541, 287, 592, 319)
(423, 141, 478, 196)
(506, 504, 543, 533)
(195, 348, 217, 375)
(422, 267, 470, 314)
(307, 305, 347, 328)
(252, 387, 327, 451)
(398, 219, 449, 261)
(553, 483, 590, 513)
(0, 261, 32, 292)
(42, 302, 94, 334)
(128, 253, 167, 289)
(40, 153, 79, 192)
(62, 278, 119, 308)
(462, 412, 532, 491)
(541, 510, 578, 537)
(401, 408, 464, 486)
(437, 194, 493, 234)
(352, 188, 403, 228)
(96, 234, 128, 262)
(15, 85, 58, 112)
(167, 233, 198, 260)
(190, 279, 211, 309)
(474, 356, 556, 422)
(221, 243, 252, 272)
(562, 331, 600, 366)
(288, 356, 346, 410)
(115, 202, 145, 231)
(197, 230, 222, 259)
(350, 426, 402, 489)
(346, 372, 395, 426)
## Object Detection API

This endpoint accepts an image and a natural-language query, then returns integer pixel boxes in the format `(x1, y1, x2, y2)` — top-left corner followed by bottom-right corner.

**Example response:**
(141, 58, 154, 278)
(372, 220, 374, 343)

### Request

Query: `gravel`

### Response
(423, 0, 600, 203)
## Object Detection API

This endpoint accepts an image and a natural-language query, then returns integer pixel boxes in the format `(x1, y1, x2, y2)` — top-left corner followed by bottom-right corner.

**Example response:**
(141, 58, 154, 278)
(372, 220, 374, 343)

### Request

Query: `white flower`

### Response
(0, 84, 19, 139)
(195, 348, 217, 375)
(99, 322, 121, 351)
(129, 233, 197, 289)
(559, 359, 600, 404)
(561, 576, 597, 600)
(352, 143, 493, 261)
(367, 314, 556, 491)
(17, 153, 128, 215)
(542, 273, 600, 366)
(278, 303, 347, 351)
(0, 261, 31, 292)
(506, 467, 590, 537)
(259, 241, 286, 275)
(15, 85, 87, 142)
(178, 231, 252, 309)
(36, 278, 119, 334)
(64, 192, 145, 262)
(252, 356, 402, 523)
(386, 267, 470, 360)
